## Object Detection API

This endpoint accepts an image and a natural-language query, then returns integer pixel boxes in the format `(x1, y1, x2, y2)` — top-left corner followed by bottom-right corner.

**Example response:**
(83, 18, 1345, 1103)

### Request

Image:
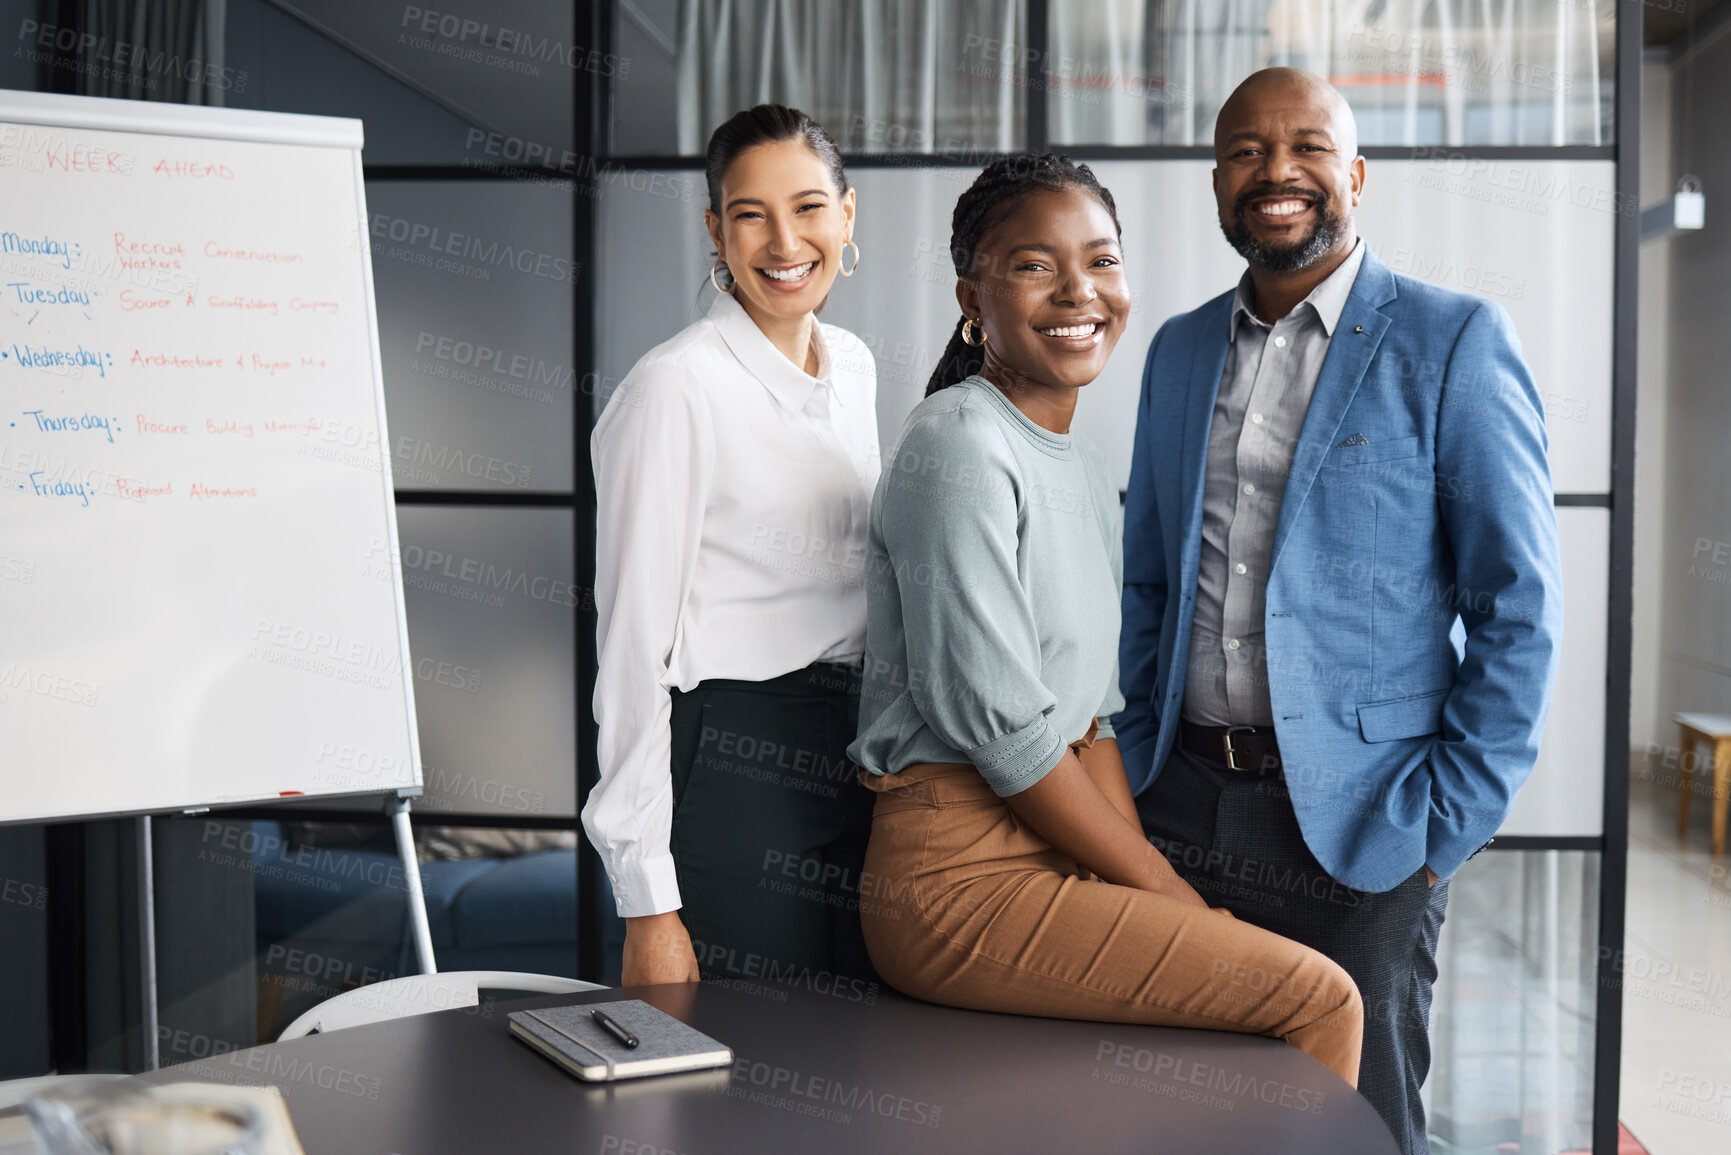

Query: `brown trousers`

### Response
(858, 762, 1364, 1085)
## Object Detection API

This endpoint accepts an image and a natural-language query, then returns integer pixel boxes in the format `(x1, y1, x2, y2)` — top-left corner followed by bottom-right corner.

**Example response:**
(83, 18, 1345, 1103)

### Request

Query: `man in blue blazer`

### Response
(1117, 69, 1562, 1155)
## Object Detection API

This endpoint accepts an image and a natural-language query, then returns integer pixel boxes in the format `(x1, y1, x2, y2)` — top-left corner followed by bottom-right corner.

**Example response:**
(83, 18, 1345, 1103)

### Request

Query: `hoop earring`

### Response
(710, 257, 734, 294)
(839, 240, 860, 277)
(960, 317, 986, 347)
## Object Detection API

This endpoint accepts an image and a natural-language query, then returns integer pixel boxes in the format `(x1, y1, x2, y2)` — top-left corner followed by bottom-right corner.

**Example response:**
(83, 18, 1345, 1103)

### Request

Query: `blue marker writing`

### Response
(0, 231, 73, 269)
(7, 282, 92, 306)
(22, 410, 113, 443)
(27, 471, 90, 507)
(8, 344, 107, 379)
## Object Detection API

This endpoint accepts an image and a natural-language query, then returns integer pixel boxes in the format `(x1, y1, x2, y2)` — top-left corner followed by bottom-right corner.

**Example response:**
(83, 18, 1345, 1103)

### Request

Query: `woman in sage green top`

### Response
(848, 372, 1125, 793)
(846, 156, 1363, 1083)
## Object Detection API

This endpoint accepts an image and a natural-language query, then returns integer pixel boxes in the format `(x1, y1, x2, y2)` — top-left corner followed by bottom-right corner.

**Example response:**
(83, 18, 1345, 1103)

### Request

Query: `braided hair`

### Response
(924, 155, 1123, 397)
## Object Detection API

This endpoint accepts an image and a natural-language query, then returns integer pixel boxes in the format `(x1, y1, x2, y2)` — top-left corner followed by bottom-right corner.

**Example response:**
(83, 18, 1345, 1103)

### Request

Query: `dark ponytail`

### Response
(704, 104, 849, 217)
(923, 154, 1123, 397)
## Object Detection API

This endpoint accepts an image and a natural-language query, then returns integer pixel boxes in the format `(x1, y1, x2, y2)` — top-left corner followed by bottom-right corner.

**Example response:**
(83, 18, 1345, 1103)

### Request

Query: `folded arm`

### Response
(1077, 737, 1139, 828)
(1004, 750, 1206, 905)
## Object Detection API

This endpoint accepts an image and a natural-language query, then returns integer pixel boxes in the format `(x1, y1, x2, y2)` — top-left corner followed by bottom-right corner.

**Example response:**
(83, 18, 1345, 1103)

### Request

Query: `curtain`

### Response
(675, 0, 1025, 153)
(670, 0, 1610, 151)
(1048, 0, 1613, 146)
(74, 0, 229, 105)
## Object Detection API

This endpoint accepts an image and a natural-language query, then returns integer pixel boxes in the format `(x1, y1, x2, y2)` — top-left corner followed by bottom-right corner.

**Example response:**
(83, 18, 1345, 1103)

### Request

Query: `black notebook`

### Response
(508, 1000, 734, 1082)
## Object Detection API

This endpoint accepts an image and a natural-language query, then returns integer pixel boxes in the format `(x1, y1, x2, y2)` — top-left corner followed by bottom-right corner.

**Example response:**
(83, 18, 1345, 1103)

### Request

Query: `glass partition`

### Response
(1048, 0, 1615, 147)
(611, 0, 1028, 154)
(611, 0, 1614, 155)
(1426, 849, 1600, 1154)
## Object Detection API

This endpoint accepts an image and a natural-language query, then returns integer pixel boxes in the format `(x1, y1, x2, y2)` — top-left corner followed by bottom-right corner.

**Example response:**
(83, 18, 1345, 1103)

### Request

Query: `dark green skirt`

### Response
(669, 661, 876, 986)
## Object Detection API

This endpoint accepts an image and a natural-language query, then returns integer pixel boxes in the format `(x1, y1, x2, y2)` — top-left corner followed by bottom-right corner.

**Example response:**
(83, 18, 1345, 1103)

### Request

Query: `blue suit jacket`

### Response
(1116, 247, 1564, 892)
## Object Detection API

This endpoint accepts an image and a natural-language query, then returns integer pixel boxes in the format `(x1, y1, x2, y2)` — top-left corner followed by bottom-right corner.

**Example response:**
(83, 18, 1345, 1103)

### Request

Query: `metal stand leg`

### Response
(137, 815, 159, 1071)
(388, 793, 438, 975)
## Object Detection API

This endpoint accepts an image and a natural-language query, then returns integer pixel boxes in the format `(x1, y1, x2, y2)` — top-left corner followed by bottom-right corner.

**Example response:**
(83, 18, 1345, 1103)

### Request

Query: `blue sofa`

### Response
(248, 821, 622, 1037)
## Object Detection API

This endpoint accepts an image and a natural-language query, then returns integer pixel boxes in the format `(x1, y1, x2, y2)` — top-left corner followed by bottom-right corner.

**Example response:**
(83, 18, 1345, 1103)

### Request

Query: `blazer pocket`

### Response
(1356, 688, 1450, 743)
(1325, 435, 1422, 469)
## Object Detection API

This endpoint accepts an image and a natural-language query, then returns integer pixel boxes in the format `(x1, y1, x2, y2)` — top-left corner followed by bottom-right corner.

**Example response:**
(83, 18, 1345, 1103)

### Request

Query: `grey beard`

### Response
(1223, 204, 1345, 273)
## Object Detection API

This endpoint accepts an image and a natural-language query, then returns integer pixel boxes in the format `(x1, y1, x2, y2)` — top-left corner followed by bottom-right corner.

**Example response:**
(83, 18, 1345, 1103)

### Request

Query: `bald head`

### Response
(1211, 68, 1365, 281)
(1215, 67, 1358, 158)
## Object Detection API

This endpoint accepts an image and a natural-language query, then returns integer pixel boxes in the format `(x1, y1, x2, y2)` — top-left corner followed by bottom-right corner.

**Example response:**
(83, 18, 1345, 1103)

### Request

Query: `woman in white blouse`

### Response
(587, 105, 880, 986)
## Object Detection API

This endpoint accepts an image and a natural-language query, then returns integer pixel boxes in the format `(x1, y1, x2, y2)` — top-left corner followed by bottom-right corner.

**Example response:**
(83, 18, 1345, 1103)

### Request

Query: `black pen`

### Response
(592, 1009, 639, 1049)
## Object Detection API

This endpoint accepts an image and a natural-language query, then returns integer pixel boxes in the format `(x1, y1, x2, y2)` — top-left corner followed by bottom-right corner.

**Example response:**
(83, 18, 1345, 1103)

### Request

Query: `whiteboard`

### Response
(0, 91, 420, 824)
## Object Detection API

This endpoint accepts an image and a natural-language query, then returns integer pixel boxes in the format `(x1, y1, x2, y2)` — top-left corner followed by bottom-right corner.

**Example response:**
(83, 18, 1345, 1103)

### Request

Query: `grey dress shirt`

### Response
(1183, 241, 1366, 727)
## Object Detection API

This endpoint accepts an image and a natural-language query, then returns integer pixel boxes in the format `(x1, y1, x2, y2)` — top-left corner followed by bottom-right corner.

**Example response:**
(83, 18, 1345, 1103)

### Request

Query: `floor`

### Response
(1616, 769, 1731, 1154)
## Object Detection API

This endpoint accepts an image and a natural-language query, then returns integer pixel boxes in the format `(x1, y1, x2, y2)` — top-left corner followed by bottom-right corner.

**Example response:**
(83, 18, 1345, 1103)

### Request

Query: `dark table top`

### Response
(146, 982, 1398, 1154)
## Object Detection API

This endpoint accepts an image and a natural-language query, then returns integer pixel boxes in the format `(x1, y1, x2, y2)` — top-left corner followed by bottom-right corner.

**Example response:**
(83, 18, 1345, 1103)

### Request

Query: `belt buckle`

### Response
(1221, 726, 1258, 772)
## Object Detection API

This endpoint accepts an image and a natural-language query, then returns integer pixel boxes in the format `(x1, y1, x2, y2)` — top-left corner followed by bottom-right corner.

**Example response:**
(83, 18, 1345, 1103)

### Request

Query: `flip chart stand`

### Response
(389, 790, 438, 976)
(137, 816, 159, 1070)
(136, 788, 437, 1070)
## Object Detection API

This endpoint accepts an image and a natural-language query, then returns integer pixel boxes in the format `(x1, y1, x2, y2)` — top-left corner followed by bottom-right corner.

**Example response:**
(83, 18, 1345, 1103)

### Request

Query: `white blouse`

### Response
(585, 290, 881, 918)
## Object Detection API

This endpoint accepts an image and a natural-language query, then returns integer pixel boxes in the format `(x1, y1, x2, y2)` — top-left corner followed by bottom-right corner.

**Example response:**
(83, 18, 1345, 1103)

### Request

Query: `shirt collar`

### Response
(1229, 238, 1366, 338)
(708, 290, 836, 414)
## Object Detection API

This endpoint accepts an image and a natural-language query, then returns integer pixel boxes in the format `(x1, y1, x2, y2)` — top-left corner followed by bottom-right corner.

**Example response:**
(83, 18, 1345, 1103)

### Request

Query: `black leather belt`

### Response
(1180, 719, 1283, 774)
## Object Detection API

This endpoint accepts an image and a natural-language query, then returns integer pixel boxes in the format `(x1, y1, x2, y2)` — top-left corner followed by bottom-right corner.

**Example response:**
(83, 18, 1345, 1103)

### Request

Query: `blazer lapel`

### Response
(1270, 252, 1399, 572)
(1179, 292, 1235, 550)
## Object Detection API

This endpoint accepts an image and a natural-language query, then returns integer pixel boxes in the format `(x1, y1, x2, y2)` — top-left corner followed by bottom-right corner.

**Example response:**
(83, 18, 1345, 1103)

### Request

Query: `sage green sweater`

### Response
(848, 375, 1125, 795)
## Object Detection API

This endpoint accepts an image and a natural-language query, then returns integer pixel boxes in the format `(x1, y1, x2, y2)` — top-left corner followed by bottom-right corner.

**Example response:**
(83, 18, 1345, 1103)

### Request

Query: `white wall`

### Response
(1652, 31, 1731, 748)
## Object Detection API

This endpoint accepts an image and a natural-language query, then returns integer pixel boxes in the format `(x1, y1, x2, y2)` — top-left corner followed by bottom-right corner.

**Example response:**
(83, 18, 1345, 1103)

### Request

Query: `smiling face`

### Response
(1212, 68, 1364, 273)
(705, 138, 854, 326)
(958, 186, 1129, 394)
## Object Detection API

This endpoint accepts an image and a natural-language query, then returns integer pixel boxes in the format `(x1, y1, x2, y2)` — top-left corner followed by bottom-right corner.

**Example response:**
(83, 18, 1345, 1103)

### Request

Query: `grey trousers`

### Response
(1137, 746, 1449, 1155)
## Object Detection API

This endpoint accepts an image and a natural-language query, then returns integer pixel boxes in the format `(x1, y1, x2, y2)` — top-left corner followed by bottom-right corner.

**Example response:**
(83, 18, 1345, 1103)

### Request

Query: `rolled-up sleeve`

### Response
(879, 409, 1061, 795)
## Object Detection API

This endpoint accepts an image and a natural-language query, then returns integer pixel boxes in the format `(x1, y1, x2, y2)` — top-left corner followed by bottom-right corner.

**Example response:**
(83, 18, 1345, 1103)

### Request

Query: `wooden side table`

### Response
(1675, 713, 1731, 856)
